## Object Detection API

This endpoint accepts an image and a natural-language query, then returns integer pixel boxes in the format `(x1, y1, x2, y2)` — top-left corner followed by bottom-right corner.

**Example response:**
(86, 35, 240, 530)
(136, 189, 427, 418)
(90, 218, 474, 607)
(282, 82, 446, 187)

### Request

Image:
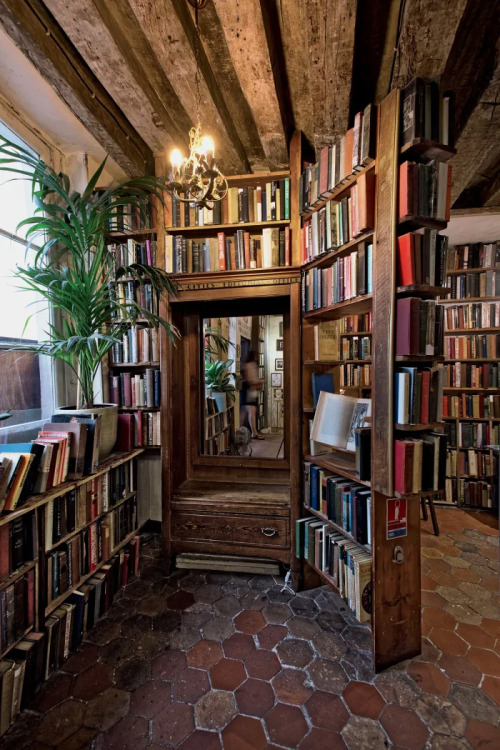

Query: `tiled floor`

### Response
(1, 507, 498, 750)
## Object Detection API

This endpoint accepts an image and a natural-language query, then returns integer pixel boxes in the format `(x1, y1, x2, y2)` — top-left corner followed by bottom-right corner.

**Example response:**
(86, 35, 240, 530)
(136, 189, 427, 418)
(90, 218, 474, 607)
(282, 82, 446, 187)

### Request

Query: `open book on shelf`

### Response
(311, 392, 372, 452)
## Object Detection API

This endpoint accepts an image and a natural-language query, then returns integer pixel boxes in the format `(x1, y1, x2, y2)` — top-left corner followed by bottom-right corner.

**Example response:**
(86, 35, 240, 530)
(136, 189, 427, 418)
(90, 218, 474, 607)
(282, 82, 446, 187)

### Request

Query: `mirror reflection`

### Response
(203, 314, 285, 459)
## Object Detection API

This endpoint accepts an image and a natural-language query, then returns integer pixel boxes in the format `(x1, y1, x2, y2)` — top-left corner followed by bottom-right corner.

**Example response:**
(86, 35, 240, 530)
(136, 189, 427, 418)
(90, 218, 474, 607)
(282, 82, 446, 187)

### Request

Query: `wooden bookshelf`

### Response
(303, 505, 372, 552)
(165, 219, 289, 235)
(400, 139, 456, 163)
(398, 215, 448, 232)
(303, 294, 372, 321)
(303, 230, 374, 270)
(397, 285, 451, 297)
(300, 162, 375, 220)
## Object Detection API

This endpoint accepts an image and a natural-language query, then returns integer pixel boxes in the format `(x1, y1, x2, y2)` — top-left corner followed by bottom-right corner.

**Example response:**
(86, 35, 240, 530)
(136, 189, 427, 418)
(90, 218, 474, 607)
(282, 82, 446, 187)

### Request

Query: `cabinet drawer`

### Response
(171, 512, 289, 550)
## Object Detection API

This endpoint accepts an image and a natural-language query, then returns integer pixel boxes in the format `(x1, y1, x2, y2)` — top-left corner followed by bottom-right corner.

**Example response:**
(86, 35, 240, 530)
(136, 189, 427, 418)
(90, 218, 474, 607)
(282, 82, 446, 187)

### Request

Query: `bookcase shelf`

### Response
(400, 139, 456, 163)
(0, 625, 35, 661)
(439, 296, 499, 304)
(444, 387, 500, 392)
(0, 559, 37, 593)
(395, 354, 445, 362)
(398, 215, 447, 232)
(394, 489, 445, 500)
(444, 327, 500, 334)
(303, 231, 374, 270)
(303, 453, 370, 488)
(397, 285, 451, 297)
(303, 294, 372, 321)
(446, 266, 498, 275)
(118, 406, 161, 412)
(443, 416, 500, 422)
(444, 358, 499, 363)
(304, 359, 371, 366)
(107, 228, 157, 238)
(165, 219, 290, 236)
(300, 162, 375, 221)
(303, 505, 372, 553)
(395, 422, 444, 431)
(339, 331, 372, 337)
(110, 361, 160, 368)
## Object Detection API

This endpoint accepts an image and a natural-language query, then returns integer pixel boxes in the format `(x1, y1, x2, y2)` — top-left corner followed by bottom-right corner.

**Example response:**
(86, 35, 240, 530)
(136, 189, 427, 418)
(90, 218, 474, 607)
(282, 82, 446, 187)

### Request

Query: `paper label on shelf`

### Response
(386, 497, 407, 539)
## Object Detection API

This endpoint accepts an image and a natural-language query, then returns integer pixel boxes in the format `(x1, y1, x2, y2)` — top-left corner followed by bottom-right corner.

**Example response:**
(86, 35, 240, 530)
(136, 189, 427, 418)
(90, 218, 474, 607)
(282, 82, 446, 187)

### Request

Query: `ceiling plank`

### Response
(128, 0, 246, 174)
(269, 0, 314, 150)
(304, 0, 358, 150)
(0, 0, 154, 175)
(91, 0, 192, 147)
(205, 0, 287, 171)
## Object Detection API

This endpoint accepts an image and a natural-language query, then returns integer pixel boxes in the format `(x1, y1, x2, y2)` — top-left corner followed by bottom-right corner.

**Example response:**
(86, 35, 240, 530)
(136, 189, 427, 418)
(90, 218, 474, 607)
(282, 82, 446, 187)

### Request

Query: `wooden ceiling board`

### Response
(44, 0, 171, 154)
(128, 0, 246, 173)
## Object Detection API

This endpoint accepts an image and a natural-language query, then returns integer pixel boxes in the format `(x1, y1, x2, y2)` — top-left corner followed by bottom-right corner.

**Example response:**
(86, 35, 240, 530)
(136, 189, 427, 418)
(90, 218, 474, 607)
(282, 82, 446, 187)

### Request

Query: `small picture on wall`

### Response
(275, 359, 284, 370)
(279, 321, 283, 337)
(273, 388, 283, 400)
(276, 339, 284, 351)
(271, 373, 282, 387)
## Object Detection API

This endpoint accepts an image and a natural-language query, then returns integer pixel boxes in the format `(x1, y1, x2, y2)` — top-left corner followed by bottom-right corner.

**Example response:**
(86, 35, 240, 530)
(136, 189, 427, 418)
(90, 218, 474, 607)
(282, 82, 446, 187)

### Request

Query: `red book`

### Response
(116, 414, 134, 452)
(319, 146, 329, 197)
(397, 233, 416, 286)
(284, 226, 291, 266)
(394, 439, 415, 494)
(121, 553, 130, 587)
(399, 161, 415, 218)
(244, 232, 250, 269)
(356, 170, 375, 233)
(229, 240, 237, 270)
(89, 524, 98, 571)
(344, 129, 354, 179)
(217, 232, 226, 271)
(396, 297, 421, 355)
(420, 369, 431, 424)
(109, 375, 120, 404)
(0, 524, 9, 578)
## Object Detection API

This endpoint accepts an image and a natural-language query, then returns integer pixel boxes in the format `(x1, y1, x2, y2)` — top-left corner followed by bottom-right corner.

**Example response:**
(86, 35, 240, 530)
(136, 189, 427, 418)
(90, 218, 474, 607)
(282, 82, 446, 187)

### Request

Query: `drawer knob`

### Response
(260, 527, 278, 537)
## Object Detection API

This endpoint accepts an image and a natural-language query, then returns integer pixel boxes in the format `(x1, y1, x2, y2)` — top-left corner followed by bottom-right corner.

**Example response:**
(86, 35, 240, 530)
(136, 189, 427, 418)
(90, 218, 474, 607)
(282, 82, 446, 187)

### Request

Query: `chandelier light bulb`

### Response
(201, 135, 214, 159)
(170, 148, 183, 171)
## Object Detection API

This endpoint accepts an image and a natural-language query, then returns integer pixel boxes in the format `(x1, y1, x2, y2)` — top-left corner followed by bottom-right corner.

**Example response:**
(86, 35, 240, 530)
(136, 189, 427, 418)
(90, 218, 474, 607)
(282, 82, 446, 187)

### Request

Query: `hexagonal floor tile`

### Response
(265, 703, 309, 748)
(235, 678, 275, 717)
(210, 658, 247, 691)
(245, 649, 281, 680)
(222, 715, 267, 750)
(305, 690, 349, 732)
(187, 640, 223, 669)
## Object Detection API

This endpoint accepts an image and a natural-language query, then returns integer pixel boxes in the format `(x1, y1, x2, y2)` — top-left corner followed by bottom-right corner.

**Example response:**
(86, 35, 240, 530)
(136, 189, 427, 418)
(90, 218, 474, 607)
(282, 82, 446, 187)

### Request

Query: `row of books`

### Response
(117, 412, 161, 449)
(443, 302, 500, 331)
(111, 327, 160, 364)
(44, 537, 140, 683)
(340, 364, 372, 388)
(107, 238, 157, 268)
(341, 313, 372, 333)
(447, 242, 500, 271)
(444, 272, 500, 300)
(443, 394, 500, 420)
(299, 103, 377, 213)
(395, 432, 446, 495)
(340, 336, 371, 361)
(205, 399, 232, 440)
(46, 495, 137, 605)
(114, 281, 158, 317)
(0, 513, 36, 578)
(295, 517, 371, 623)
(401, 77, 454, 147)
(109, 369, 161, 408)
(447, 449, 497, 479)
(304, 465, 372, 545)
(205, 430, 231, 456)
(302, 244, 374, 312)
(396, 230, 449, 287)
(310, 319, 371, 365)
(396, 298, 444, 356)
(456, 478, 496, 508)
(395, 365, 444, 425)
(444, 362, 500, 388)
(168, 180, 290, 228)
(301, 172, 375, 261)
(448, 421, 499, 448)
(43, 460, 134, 552)
(165, 226, 290, 274)
(0, 568, 35, 657)
(0, 416, 101, 511)
(444, 335, 500, 361)
(399, 161, 452, 222)
(103, 194, 156, 232)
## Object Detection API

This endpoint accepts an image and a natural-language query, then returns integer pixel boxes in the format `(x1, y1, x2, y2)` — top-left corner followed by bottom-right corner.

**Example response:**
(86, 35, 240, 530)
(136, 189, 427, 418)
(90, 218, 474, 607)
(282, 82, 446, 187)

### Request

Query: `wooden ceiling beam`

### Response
(91, 0, 192, 147)
(0, 0, 154, 175)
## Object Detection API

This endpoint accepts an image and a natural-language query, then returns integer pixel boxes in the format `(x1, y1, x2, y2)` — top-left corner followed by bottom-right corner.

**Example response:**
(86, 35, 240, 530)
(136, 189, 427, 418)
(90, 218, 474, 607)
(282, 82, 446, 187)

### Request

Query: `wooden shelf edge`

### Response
(0, 625, 35, 660)
(439, 296, 500, 304)
(0, 559, 37, 593)
(394, 489, 445, 500)
(395, 354, 444, 362)
(118, 406, 161, 412)
(45, 527, 140, 616)
(398, 215, 448, 232)
(302, 231, 374, 271)
(444, 328, 500, 334)
(304, 294, 373, 321)
(395, 422, 444, 431)
(303, 505, 371, 552)
(304, 453, 370, 488)
(165, 219, 290, 234)
(299, 162, 376, 220)
(397, 285, 450, 297)
(400, 139, 456, 162)
(445, 266, 500, 275)
(110, 362, 160, 368)
(107, 228, 157, 238)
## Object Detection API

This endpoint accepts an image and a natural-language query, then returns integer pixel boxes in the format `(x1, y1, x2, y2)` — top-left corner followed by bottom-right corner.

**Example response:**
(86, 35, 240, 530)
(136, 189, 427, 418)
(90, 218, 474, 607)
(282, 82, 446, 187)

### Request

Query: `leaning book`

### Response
(311, 392, 371, 452)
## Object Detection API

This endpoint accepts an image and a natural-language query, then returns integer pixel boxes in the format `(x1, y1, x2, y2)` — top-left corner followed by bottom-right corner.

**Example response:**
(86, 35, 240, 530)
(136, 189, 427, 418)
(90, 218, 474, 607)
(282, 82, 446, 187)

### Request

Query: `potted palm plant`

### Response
(205, 359, 236, 412)
(0, 137, 178, 459)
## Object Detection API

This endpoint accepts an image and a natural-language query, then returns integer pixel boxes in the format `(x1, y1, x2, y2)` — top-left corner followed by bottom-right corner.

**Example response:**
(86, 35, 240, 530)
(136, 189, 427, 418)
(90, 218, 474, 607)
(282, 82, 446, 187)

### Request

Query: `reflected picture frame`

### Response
(275, 358, 284, 370)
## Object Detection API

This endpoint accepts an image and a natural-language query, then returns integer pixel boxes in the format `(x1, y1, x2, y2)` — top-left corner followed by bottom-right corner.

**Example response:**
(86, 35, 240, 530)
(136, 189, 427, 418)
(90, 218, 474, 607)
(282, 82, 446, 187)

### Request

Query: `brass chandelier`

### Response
(165, 0, 228, 209)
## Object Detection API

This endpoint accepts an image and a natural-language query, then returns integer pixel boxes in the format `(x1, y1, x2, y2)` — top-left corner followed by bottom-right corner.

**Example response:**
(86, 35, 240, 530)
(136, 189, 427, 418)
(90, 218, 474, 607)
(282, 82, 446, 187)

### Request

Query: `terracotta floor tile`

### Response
(210, 658, 246, 691)
(288, 616, 321, 639)
(438, 654, 482, 686)
(457, 623, 495, 650)
(341, 715, 388, 750)
(234, 610, 266, 634)
(72, 664, 113, 702)
(101, 715, 149, 750)
(152, 701, 194, 746)
(379, 704, 429, 749)
(151, 649, 187, 680)
(245, 649, 281, 680)
(299, 727, 348, 750)
(481, 618, 500, 641)
(307, 658, 348, 694)
(129, 679, 172, 718)
(481, 675, 500, 705)
(273, 667, 313, 705)
(84, 688, 130, 732)
(265, 703, 309, 748)
(429, 628, 468, 656)
(422, 607, 456, 631)
(421, 574, 438, 591)
(166, 590, 196, 611)
(342, 681, 386, 719)
(407, 662, 450, 696)
(235, 677, 275, 717)
(177, 730, 222, 750)
(172, 667, 210, 702)
(305, 690, 349, 732)
(187, 639, 222, 669)
(421, 591, 446, 608)
(464, 719, 500, 749)
(467, 647, 500, 678)
(222, 632, 256, 660)
(257, 624, 288, 649)
(194, 689, 237, 731)
(31, 674, 74, 714)
(276, 638, 314, 668)
(222, 715, 267, 750)
(36, 699, 87, 747)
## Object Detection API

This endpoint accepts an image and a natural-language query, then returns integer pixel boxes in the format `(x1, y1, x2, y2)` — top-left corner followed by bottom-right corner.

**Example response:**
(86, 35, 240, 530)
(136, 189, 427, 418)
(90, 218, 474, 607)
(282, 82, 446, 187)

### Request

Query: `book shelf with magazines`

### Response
(0, 449, 143, 737)
(297, 80, 455, 671)
(439, 240, 500, 509)
(105, 231, 162, 451)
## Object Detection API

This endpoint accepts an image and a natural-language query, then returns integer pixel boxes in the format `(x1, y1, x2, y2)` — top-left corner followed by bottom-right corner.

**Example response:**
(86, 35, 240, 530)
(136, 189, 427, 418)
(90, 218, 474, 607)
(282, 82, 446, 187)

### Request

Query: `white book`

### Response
(262, 228, 273, 268)
(311, 392, 371, 452)
(395, 372, 410, 424)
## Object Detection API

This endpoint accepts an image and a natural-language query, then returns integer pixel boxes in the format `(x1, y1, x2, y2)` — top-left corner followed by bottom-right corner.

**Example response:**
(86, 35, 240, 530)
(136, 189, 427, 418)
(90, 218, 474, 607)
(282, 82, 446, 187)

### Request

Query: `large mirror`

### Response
(202, 314, 285, 459)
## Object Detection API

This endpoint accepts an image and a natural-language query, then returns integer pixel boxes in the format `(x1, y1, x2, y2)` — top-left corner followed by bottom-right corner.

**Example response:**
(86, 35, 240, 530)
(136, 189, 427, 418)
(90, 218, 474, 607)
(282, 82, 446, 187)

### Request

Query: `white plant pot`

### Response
(55, 404, 118, 462)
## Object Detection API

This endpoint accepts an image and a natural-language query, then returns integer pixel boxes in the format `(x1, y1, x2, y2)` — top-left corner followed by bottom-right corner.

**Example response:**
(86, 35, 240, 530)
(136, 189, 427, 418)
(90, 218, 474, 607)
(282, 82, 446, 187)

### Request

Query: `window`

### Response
(0, 120, 54, 430)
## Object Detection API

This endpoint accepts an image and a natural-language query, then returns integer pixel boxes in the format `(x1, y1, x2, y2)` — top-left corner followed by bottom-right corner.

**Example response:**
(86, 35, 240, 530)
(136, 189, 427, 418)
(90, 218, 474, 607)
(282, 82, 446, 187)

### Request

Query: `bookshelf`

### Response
(0, 449, 143, 734)
(298, 85, 454, 670)
(440, 241, 500, 509)
(105, 233, 162, 451)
